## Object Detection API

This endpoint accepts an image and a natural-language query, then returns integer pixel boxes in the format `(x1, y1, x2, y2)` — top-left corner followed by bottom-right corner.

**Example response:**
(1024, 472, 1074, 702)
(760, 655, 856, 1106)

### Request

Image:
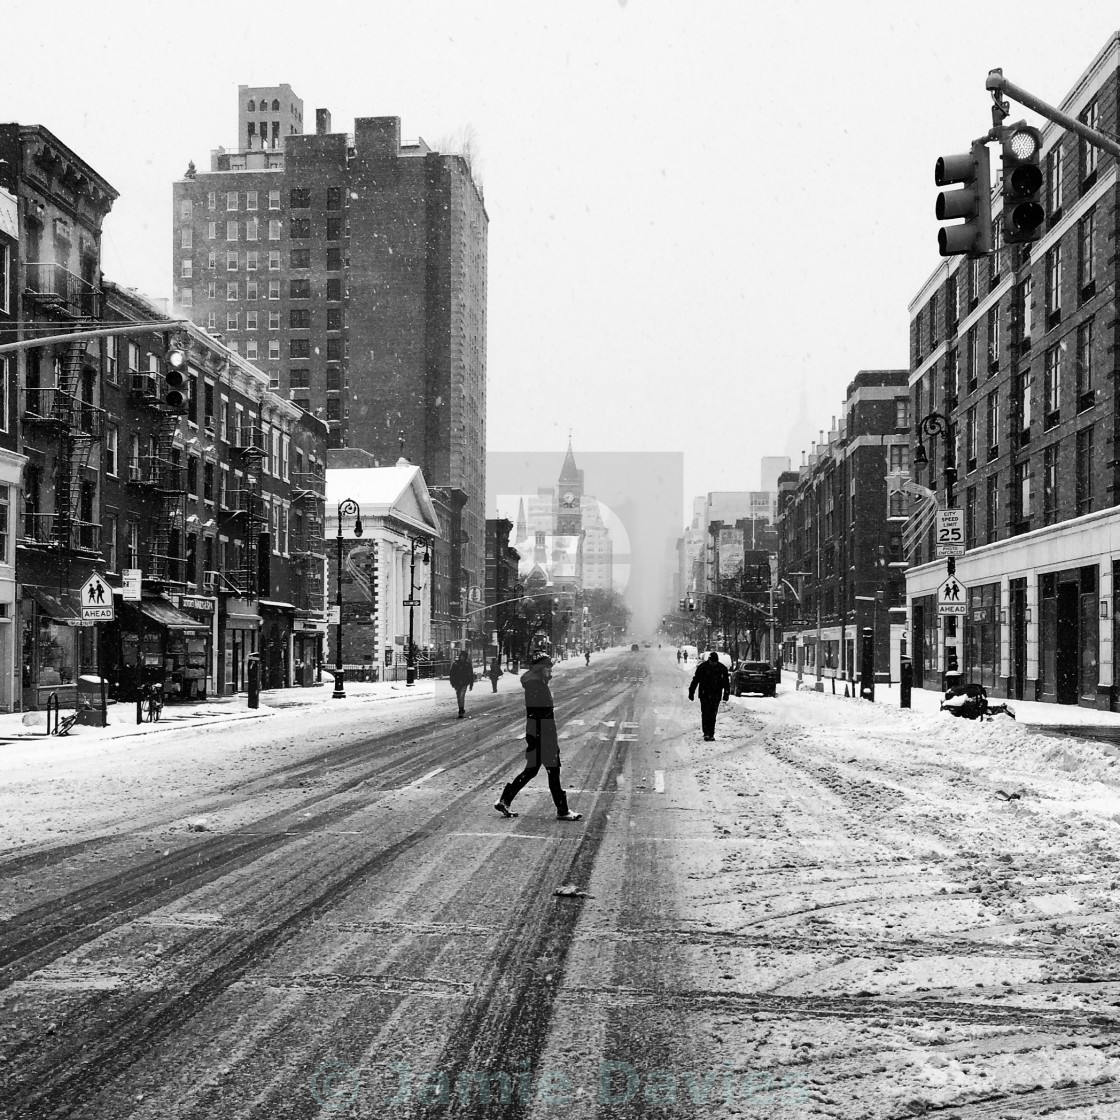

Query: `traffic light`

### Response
(688, 598, 696, 612)
(935, 140, 992, 258)
(1001, 122, 1044, 245)
(679, 598, 686, 612)
(165, 335, 188, 411)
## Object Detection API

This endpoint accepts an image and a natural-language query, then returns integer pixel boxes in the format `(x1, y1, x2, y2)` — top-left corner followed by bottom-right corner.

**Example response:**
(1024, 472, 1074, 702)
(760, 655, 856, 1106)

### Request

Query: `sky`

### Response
(4, 0, 1120, 520)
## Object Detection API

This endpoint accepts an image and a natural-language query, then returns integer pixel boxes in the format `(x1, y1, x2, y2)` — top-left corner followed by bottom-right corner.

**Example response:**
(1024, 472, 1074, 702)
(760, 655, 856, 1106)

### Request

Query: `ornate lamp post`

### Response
(913, 412, 957, 516)
(332, 498, 362, 699)
(406, 535, 431, 687)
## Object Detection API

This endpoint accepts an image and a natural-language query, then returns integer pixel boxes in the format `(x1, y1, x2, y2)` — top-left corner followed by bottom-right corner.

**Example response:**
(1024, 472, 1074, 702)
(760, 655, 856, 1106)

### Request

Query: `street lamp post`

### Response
(333, 498, 363, 699)
(406, 535, 431, 686)
(914, 410, 958, 687)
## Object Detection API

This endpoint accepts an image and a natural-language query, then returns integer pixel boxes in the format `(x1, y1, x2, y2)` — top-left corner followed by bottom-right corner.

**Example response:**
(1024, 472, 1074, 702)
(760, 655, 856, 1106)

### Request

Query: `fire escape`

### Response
(222, 422, 267, 597)
(21, 292, 106, 557)
(290, 461, 326, 615)
(124, 367, 187, 582)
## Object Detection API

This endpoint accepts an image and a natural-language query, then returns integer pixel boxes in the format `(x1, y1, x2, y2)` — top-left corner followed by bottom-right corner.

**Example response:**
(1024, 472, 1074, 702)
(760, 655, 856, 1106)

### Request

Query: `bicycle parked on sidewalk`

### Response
(142, 681, 164, 723)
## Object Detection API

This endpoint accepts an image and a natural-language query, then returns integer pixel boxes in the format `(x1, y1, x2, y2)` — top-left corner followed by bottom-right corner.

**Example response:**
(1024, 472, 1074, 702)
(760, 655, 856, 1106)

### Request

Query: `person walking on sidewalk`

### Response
(688, 651, 730, 741)
(494, 654, 582, 821)
(450, 650, 475, 718)
(486, 656, 503, 693)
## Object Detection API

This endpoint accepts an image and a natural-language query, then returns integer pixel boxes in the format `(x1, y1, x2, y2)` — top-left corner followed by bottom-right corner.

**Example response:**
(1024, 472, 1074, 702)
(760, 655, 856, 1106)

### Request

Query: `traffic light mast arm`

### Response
(0, 319, 191, 356)
(987, 69, 1120, 159)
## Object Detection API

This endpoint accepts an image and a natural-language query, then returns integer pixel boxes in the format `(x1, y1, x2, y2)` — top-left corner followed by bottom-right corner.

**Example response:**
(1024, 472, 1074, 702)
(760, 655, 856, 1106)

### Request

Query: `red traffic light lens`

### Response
(1007, 200, 1045, 234)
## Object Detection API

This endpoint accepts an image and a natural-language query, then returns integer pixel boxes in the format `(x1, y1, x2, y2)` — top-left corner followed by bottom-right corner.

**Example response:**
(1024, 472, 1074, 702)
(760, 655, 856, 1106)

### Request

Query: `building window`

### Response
(245, 340, 258, 361)
(246, 280, 258, 300)
(326, 278, 341, 301)
(226, 221, 238, 241)
(269, 339, 280, 360)
(1020, 275, 1033, 340)
(1076, 426, 1094, 515)
(290, 339, 311, 359)
(207, 221, 217, 240)
(180, 199, 193, 220)
(1076, 318, 1094, 405)
(1047, 143, 1063, 216)
(207, 191, 216, 211)
(944, 347, 958, 407)
(226, 191, 238, 211)
(269, 310, 280, 330)
(966, 325, 978, 391)
(991, 219, 1004, 283)
(1045, 244, 1062, 321)
(268, 220, 281, 240)
(227, 282, 238, 301)
(204, 462, 215, 503)
(326, 247, 342, 271)
(986, 304, 1000, 371)
(207, 311, 217, 330)
(227, 312, 239, 330)
(181, 227, 192, 249)
(965, 407, 977, 469)
(1016, 459, 1031, 521)
(927, 293, 937, 350)
(326, 216, 341, 241)
(246, 250, 258, 271)
(1044, 344, 1060, 422)
(1015, 369, 1032, 433)
(986, 389, 999, 456)
(246, 191, 258, 211)
(105, 424, 118, 476)
(102, 511, 116, 572)
(290, 247, 310, 269)
(179, 288, 193, 308)
(326, 398, 341, 421)
(246, 219, 258, 241)
(326, 186, 341, 211)
(290, 279, 310, 299)
(207, 280, 216, 300)
(290, 369, 310, 389)
(1041, 445, 1058, 524)
(290, 309, 310, 329)
(327, 308, 342, 331)
(207, 251, 217, 271)
(291, 188, 311, 208)
(128, 343, 140, 373)
(290, 218, 311, 238)
(946, 274, 958, 327)
(326, 366, 342, 392)
(269, 250, 280, 270)
(1081, 97, 1100, 183)
(1078, 207, 1096, 295)
(326, 338, 343, 361)
(181, 259, 193, 279)
(985, 472, 999, 543)
(246, 310, 258, 330)
(965, 486, 976, 548)
(268, 189, 280, 210)
(268, 280, 280, 300)
(227, 250, 238, 271)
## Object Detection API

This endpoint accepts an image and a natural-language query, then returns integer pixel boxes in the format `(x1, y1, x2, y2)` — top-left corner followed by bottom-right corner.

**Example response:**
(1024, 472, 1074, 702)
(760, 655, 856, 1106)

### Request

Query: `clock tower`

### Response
(556, 439, 583, 536)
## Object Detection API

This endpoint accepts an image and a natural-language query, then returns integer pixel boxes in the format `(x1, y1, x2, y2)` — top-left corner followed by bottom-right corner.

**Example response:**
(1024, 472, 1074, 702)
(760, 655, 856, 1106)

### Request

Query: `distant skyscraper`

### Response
(172, 86, 487, 637)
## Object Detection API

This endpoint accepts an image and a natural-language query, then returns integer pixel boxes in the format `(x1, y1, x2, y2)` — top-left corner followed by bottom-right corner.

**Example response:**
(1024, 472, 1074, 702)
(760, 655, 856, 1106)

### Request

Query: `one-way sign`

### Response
(937, 575, 967, 616)
(80, 572, 115, 621)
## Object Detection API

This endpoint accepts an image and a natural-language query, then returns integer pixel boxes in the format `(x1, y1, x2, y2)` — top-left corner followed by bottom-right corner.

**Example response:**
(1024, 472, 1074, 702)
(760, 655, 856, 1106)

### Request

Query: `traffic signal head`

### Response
(679, 598, 686, 612)
(935, 140, 993, 258)
(165, 337, 188, 411)
(1001, 123, 1044, 244)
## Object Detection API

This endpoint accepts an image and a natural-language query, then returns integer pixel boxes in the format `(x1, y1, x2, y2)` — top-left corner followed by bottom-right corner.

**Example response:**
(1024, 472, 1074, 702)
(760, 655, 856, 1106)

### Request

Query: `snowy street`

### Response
(3, 648, 1120, 1118)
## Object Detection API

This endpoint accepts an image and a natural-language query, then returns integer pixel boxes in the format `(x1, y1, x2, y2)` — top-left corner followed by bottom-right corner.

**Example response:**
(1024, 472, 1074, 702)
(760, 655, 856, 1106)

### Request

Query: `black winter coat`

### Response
(450, 659, 476, 688)
(689, 658, 730, 702)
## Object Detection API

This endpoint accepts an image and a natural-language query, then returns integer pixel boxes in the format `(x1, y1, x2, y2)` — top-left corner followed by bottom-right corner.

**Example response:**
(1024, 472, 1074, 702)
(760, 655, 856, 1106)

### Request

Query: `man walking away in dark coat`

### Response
(450, 650, 475, 717)
(487, 656, 503, 693)
(494, 654, 581, 821)
(689, 652, 730, 741)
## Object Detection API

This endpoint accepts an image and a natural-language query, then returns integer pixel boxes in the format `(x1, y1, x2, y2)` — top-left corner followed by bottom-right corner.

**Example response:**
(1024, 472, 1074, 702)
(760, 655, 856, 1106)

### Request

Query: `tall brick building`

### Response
(906, 31, 1120, 708)
(171, 86, 487, 644)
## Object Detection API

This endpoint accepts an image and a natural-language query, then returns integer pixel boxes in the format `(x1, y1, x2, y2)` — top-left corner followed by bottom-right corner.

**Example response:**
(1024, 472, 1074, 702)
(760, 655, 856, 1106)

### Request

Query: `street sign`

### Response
(935, 509, 965, 557)
(121, 569, 142, 601)
(402, 598, 422, 607)
(937, 575, 967, 616)
(468, 585, 482, 603)
(327, 605, 341, 625)
(80, 573, 115, 621)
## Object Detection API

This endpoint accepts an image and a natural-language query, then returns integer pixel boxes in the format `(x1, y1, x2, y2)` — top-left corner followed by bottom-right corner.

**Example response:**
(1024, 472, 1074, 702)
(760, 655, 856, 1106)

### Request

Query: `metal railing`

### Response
(25, 261, 102, 318)
(22, 514, 101, 552)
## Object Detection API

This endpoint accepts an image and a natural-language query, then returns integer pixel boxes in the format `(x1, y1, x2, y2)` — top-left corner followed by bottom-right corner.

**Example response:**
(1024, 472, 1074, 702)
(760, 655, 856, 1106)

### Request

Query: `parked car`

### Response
(731, 660, 778, 697)
(630, 643, 640, 652)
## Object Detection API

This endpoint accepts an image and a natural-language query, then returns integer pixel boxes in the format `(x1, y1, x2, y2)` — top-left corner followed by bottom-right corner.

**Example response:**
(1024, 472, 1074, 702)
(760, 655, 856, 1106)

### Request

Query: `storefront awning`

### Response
(224, 599, 262, 630)
(27, 586, 82, 622)
(134, 598, 210, 631)
(259, 600, 297, 611)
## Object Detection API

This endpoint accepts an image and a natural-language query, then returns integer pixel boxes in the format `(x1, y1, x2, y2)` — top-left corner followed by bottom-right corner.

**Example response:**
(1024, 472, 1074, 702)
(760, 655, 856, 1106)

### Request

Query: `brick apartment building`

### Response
(171, 86, 487, 649)
(906, 31, 1120, 708)
(776, 370, 910, 684)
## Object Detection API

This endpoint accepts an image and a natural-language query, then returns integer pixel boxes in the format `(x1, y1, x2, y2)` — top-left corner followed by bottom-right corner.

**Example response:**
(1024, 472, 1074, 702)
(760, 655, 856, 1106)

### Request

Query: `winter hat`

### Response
(530, 653, 553, 667)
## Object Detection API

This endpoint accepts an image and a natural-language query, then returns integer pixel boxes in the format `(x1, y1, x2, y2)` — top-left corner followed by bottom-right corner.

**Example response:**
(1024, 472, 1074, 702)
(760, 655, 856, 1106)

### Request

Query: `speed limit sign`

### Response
(935, 509, 965, 557)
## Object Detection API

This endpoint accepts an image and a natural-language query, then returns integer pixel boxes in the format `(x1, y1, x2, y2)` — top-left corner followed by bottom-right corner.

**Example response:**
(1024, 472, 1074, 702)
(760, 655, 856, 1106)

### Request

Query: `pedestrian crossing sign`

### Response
(80, 573, 115, 621)
(937, 575, 966, 616)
